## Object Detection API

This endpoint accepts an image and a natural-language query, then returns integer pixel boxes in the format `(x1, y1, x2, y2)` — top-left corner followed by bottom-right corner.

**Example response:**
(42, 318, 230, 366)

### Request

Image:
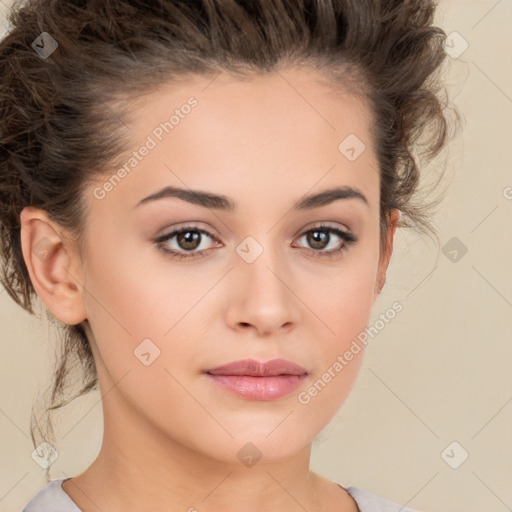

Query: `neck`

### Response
(64, 435, 323, 512)
(62, 397, 327, 512)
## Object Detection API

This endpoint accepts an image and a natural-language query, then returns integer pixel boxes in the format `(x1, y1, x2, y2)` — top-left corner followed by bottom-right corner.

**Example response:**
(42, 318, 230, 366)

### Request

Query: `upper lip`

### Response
(205, 358, 307, 377)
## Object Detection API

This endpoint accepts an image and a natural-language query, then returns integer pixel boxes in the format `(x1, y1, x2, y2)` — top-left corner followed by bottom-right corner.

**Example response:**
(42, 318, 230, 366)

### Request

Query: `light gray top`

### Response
(21, 478, 420, 512)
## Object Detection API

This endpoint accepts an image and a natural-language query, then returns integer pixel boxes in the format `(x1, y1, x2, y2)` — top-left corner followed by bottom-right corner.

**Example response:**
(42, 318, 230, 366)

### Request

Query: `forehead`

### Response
(91, 67, 380, 216)
(126, 66, 374, 150)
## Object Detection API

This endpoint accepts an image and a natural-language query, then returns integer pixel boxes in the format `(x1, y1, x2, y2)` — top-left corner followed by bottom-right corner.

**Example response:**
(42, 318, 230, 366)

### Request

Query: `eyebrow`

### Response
(135, 185, 369, 211)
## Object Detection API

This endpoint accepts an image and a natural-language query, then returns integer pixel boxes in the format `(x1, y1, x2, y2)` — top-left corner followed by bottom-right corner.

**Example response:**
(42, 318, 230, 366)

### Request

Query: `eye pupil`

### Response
(308, 230, 329, 249)
(177, 230, 201, 250)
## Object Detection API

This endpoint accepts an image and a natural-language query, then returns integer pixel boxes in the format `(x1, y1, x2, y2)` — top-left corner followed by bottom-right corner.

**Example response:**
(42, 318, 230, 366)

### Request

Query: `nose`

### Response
(225, 241, 301, 337)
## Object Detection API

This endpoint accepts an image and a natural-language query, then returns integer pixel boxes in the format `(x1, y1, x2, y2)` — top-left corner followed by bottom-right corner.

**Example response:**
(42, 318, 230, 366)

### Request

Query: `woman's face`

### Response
(73, 67, 396, 464)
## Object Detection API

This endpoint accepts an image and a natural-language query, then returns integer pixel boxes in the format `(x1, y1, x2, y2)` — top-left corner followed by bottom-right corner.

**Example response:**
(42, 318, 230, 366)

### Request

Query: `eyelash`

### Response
(154, 223, 358, 261)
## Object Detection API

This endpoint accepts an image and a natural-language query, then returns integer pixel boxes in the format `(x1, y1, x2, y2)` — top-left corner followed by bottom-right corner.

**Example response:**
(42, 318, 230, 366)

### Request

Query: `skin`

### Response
(20, 67, 399, 512)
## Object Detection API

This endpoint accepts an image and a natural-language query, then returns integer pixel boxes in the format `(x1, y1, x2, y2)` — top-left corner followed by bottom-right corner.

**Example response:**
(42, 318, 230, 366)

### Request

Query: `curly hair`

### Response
(0, 0, 458, 477)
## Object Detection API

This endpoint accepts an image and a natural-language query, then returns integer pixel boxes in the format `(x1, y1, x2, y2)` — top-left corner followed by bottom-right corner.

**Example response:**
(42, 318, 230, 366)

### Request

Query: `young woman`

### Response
(0, 1, 455, 510)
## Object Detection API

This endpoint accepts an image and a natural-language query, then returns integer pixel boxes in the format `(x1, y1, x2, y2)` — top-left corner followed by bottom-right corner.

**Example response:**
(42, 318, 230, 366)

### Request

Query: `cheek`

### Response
(296, 277, 374, 428)
(80, 235, 211, 390)
(82, 231, 199, 338)
(301, 252, 377, 404)
(80, 244, 202, 421)
(309, 257, 378, 342)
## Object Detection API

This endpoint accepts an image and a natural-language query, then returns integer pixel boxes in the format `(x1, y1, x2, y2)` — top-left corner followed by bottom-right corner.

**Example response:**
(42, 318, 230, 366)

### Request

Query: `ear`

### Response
(19, 206, 87, 325)
(373, 209, 401, 298)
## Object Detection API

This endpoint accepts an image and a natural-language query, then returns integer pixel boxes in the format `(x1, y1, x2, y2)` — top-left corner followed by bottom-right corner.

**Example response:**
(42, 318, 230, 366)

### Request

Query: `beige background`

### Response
(1, 1, 511, 511)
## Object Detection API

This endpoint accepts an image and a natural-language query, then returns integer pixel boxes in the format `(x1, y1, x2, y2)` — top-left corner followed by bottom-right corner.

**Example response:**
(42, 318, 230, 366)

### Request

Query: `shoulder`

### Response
(343, 484, 422, 512)
(20, 478, 81, 512)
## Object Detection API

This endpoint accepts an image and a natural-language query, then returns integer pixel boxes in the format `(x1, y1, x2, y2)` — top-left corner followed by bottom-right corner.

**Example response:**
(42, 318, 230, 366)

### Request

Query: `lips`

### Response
(205, 358, 307, 377)
(204, 358, 308, 400)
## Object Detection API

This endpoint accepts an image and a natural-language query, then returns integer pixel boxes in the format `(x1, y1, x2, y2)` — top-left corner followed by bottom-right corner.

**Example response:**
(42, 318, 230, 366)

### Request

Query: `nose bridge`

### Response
(230, 231, 298, 332)
(237, 232, 289, 297)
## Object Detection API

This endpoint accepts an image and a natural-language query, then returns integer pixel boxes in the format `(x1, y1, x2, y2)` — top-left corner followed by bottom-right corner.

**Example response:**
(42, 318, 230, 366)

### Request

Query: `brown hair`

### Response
(0, 0, 458, 477)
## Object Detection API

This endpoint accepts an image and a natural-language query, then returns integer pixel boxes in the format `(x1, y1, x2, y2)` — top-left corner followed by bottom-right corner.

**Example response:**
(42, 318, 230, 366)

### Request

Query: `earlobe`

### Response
(19, 206, 87, 325)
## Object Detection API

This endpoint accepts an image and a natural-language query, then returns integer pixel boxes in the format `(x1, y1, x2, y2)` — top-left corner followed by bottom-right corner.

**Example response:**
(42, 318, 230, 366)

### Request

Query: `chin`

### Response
(194, 424, 314, 467)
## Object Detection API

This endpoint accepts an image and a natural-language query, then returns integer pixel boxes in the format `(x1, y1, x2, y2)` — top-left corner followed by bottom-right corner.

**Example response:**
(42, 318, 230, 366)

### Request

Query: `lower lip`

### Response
(205, 374, 307, 400)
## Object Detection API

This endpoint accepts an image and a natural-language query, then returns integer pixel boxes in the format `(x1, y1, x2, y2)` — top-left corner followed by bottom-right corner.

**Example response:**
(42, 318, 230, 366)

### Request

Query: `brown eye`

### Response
(175, 230, 202, 251)
(293, 225, 358, 258)
(306, 229, 330, 250)
(155, 226, 219, 260)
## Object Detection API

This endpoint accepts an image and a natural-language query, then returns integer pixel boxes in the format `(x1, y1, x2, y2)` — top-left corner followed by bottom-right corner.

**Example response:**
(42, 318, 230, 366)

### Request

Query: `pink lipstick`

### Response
(204, 358, 308, 400)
